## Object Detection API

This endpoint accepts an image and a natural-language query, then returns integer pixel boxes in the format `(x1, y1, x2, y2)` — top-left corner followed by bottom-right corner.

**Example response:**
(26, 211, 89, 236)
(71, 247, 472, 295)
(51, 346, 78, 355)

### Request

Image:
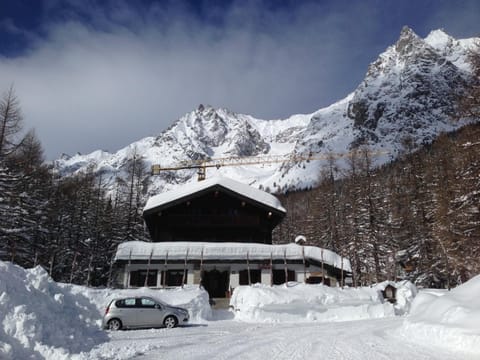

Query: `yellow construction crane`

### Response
(151, 150, 388, 181)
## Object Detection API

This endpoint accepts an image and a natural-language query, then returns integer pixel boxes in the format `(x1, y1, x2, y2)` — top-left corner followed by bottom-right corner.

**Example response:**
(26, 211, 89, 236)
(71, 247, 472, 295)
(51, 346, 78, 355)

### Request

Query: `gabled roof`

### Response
(143, 177, 286, 215)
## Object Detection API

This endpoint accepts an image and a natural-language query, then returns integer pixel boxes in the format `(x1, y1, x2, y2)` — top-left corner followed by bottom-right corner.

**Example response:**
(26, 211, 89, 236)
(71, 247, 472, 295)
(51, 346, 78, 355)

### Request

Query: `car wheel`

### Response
(107, 318, 122, 331)
(163, 315, 178, 329)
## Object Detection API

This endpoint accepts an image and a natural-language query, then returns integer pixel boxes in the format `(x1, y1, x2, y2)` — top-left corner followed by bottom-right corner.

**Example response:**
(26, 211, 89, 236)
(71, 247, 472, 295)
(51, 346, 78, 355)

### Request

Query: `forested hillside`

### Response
(2, 115, 478, 288)
(275, 123, 480, 288)
(275, 43, 480, 288)
(0, 88, 149, 285)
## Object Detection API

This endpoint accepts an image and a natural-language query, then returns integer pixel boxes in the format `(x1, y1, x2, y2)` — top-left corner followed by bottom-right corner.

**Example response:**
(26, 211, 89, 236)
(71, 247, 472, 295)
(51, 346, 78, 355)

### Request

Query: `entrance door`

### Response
(202, 269, 230, 298)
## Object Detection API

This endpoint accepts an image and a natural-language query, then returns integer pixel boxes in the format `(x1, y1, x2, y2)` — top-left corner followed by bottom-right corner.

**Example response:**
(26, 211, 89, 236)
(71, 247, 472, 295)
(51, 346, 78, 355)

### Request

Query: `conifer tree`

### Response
(458, 43, 480, 120)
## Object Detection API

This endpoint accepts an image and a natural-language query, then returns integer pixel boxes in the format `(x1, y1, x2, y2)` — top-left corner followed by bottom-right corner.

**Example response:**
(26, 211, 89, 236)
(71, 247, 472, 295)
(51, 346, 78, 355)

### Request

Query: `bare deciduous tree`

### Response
(0, 86, 23, 159)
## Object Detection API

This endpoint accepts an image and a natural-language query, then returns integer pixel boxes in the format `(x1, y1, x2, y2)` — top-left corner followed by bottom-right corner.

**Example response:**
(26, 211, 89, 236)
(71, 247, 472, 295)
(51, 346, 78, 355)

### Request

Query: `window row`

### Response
(129, 270, 186, 287)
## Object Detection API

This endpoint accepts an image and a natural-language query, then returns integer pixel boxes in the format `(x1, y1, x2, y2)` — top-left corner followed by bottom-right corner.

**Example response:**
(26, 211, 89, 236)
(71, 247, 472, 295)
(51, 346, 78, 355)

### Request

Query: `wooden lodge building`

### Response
(112, 177, 351, 299)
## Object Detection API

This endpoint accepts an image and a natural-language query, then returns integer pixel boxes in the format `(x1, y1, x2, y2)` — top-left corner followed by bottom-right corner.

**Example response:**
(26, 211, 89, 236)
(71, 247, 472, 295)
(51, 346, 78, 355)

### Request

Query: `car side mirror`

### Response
(155, 304, 161, 309)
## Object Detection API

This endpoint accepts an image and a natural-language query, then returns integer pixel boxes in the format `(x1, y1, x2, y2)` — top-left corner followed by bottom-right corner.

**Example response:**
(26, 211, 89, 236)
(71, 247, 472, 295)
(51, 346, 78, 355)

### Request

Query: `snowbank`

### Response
(398, 274, 480, 355)
(230, 281, 416, 323)
(0, 261, 212, 360)
(62, 284, 212, 323)
(0, 261, 108, 360)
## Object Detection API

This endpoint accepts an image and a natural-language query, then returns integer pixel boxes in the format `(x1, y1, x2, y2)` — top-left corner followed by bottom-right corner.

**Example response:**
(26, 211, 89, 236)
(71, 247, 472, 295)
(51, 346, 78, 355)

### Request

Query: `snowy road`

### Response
(87, 313, 473, 360)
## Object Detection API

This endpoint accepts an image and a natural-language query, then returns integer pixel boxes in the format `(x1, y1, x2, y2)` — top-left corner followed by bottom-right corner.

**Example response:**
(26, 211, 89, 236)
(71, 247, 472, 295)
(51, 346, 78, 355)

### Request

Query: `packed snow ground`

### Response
(1, 261, 479, 359)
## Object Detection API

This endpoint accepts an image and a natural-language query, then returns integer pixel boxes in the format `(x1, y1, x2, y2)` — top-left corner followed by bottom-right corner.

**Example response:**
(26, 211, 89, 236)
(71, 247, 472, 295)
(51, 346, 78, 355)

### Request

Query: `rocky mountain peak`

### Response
(54, 27, 479, 194)
(395, 26, 427, 56)
(425, 29, 452, 46)
(194, 103, 218, 117)
(346, 26, 470, 148)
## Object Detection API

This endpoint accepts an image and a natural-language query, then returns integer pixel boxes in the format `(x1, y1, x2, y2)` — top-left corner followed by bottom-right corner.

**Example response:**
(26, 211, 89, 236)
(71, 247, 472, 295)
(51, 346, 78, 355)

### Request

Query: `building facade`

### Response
(112, 177, 351, 299)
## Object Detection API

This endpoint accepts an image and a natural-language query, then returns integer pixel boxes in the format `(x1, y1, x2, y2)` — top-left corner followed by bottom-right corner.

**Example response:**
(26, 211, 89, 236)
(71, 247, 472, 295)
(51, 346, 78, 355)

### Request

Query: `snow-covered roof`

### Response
(114, 241, 351, 272)
(144, 176, 286, 214)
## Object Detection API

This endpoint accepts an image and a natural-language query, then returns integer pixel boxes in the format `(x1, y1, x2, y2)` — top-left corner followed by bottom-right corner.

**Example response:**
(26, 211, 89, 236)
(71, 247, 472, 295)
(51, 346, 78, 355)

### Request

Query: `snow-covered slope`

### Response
(54, 27, 479, 194)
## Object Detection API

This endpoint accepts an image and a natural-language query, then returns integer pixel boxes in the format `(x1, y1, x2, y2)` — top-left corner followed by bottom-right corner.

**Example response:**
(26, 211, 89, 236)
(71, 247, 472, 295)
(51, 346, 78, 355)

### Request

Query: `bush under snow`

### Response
(230, 281, 416, 323)
(398, 274, 480, 354)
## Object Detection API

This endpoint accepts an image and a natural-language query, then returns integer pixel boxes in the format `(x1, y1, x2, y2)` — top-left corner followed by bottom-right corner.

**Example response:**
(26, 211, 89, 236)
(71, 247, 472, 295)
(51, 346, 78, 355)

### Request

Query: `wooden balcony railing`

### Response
(161, 214, 260, 227)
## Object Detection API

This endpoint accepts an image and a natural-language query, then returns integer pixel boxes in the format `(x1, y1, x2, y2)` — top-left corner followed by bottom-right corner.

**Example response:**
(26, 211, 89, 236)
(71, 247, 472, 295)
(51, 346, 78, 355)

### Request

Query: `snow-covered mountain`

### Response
(54, 27, 478, 194)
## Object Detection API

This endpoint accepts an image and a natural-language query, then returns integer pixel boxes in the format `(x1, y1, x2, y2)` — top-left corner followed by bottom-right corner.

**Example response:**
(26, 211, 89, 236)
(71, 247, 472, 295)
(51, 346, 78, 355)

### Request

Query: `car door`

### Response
(118, 297, 138, 327)
(139, 297, 164, 327)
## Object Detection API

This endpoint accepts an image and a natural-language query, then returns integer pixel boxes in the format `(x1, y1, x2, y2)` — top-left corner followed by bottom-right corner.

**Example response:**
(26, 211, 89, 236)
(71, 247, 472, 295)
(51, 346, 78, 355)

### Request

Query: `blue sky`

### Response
(1, 0, 479, 159)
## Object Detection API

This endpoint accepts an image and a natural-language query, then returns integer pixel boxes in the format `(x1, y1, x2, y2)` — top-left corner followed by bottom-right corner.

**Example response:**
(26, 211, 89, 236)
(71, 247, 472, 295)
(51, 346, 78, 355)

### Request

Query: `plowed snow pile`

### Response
(230, 281, 416, 323)
(0, 261, 212, 360)
(0, 261, 108, 360)
(399, 274, 480, 354)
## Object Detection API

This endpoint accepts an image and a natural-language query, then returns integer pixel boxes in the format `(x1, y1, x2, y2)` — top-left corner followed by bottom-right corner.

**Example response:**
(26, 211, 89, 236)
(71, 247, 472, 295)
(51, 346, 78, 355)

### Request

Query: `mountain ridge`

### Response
(54, 27, 479, 195)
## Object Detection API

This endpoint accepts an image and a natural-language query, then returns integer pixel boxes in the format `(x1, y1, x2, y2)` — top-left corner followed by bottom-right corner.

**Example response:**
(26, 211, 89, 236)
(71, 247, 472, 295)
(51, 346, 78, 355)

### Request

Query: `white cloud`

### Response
(0, 0, 478, 159)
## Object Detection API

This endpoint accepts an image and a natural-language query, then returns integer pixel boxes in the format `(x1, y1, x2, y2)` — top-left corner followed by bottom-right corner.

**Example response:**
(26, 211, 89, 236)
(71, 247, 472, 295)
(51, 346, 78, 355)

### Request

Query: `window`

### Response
(140, 298, 156, 308)
(129, 270, 158, 287)
(239, 269, 261, 285)
(115, 298, 136, 308)
(306, 276, 331, 286)
(272, 269, 296, 285)
(166, 270, 186, 286)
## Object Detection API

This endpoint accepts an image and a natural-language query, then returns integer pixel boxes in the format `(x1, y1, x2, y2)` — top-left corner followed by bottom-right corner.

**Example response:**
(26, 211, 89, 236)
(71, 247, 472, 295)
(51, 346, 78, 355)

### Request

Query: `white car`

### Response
(103, 296, 189, 330)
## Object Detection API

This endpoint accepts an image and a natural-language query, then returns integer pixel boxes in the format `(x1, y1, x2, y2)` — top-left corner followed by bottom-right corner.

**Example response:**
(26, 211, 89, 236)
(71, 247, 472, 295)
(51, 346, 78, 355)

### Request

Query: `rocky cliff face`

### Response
(348, 26, 469, 147)
(55, 27, 478, 195)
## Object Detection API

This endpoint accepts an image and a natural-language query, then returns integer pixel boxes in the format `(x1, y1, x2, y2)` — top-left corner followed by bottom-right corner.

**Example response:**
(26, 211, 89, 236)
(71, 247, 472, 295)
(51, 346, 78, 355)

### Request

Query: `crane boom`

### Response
(151, 150, 387, 181)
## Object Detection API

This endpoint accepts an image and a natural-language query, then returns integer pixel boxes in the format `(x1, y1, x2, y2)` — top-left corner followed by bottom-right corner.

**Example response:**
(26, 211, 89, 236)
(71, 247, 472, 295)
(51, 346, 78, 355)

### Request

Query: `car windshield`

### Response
(151, 298, 167, 306)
